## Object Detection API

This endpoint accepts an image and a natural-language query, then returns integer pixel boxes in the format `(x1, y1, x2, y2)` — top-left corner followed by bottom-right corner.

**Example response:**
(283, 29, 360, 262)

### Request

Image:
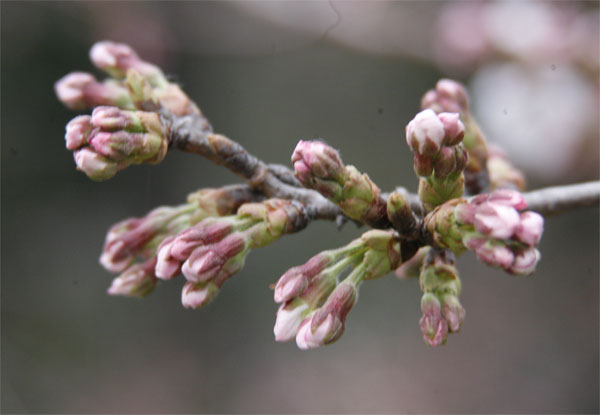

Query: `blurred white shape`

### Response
(471, 63, 597, 182)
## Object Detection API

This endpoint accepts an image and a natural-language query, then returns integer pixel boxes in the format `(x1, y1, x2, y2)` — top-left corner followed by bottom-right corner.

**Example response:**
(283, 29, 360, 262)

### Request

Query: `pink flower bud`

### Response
(433, 147, 456, 179)
(405, 109, 445, 156)
(107, 258, 157, 298)
(435, 79, 469, 113)
(73, 147, 119, 181)
(54, 72, 96, 110)
(413, 153, 434, 177)
(274, 299, 310, 342)
(461, 231, 488, 251)
(454, 202, 477, 224)
(292, 140, 345, 183)
(508, 247, 541, 276)
(181, 234, 247, 282)
(296, 282, 356, 349)
(419, 293, 448, 347)
(514, 211, 544, 246)
(274, 253, 332, 303)
(90, 41, 162, 83)
(438, 112, 465, 146)
(442, 295, 465, 333)
(475, 241, 515, 269)
(91, 106, 140, 131)
(55, 72, 131, 110)
(65, 115, 93, 150)
(488, 189, 527, 211)
(155, 236, 181, 280)
(170, 221, 233, 261)
(473, 202, 520, 239)
(181, 281, 220, 309)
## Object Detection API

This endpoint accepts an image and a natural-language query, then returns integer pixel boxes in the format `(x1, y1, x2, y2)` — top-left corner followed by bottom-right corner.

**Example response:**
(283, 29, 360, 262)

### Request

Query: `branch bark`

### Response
(165, 111, 600, 229)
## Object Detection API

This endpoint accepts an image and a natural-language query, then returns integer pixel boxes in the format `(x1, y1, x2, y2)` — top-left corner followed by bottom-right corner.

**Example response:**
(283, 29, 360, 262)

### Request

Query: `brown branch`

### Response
(164, 111, 599, 236)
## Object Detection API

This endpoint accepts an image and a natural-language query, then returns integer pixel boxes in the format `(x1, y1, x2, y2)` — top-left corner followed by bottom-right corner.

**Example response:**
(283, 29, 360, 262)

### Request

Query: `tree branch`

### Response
(523, 181, 600, 216)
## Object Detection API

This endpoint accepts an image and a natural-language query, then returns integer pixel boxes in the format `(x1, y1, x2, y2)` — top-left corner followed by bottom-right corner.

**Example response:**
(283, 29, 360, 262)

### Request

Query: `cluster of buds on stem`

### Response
(425, 189, 544, 275)
(421, 79, 489, 194)
(56, 41, 199, 116)
(406, 108, 468, 211)
(418, 249, 465, 346)
(65, 106, 169, 180)
(102, 185, 259, 297)
(273, 229, 401, 349)
(292, 141, 388, 228)
(155, 199, 309, 308)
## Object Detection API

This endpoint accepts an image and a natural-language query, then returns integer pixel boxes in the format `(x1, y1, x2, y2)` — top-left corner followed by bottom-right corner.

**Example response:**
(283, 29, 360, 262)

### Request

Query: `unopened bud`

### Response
(419, 292, 448, 347)
(155, 236, 181, 280)
(182, 233, 247, 282)
(74, 147, 119, 181)
(442, 294, 465, 332)
(107, 258, 157, 298)
(296, 282, 357, 350)
(413, 153, 434, 177)
(181, 281, 220, 309)
(405, 109, 445, 156)
(508, 247, 541, 276)
(274, 253, 332, 303)
(90, 41, 165, 87)
(65, 115, 93, 150)
(438, 112, 465, 146)
(433, 147, 457, 179)
(386, 191, 417, 235)
(473, 202, 520, 239)
(274, 298, 311, 342)
(514, 211, 544, 246)
(55, 72, 132, 111)
(475, 240, 515, 269)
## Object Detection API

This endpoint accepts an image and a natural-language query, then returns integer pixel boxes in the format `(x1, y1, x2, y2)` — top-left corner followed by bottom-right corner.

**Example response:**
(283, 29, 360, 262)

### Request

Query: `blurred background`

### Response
(2, 1, 598, 413)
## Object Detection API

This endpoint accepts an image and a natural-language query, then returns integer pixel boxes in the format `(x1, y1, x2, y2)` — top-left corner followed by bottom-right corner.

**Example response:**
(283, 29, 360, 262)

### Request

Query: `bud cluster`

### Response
(292, 140, 388, 227)
(418, 249, 465, 347)
(420, 79, 489, 193)
(102, 185, 259, 298)
(155, 199, 309, 309)
(65, 106, 169, 180)
(273, 229, 401, 349)
(405, 109, 468, 211)
(425, 189, 544, 275)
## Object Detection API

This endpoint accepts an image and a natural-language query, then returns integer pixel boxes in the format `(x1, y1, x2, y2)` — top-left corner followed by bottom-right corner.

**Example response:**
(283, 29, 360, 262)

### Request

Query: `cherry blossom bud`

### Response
(386, 191, 417, 235)
(488, 189, 527, 210)
(65, 115, 93, 150)
(155, 236, 181, 280)
(419, 293, 448, 347)
(274, 298, 311, 342)
(508, 247, 541, 276)
(454, 201, 477, 225)
(169, 220, 233, 261)
(296, 282, 357, 350)
(475, 240, 515, 269)
(181, 281, 220, 309)
(514, 211, 544, 246)
(438, 112, 465, 146)
(292, 140, 345, 199)
(405, 109, 445, 156)
(90, 41, 165, 86)
(473, 202, 520, 239)
(435, 79, 469, 113)
(55, 72, 131, 110)
(107, 258, 157, 298)
(442, 294, 465, 332)
(182, 233, 247, 282)
(73, 147, 119, 181)
(274, 252, 332, 303)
